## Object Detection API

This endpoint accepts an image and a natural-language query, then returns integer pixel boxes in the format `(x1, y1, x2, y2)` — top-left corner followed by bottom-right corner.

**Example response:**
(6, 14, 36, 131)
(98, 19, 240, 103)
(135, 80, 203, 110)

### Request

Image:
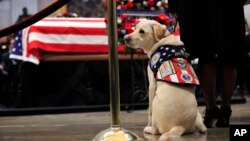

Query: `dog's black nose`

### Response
(124, 36, 131, 43)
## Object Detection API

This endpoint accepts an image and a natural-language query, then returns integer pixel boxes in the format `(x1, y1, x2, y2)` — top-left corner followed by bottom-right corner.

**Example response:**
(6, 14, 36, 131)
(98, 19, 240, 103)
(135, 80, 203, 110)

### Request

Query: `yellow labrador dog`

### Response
(124, 20, 207, 140)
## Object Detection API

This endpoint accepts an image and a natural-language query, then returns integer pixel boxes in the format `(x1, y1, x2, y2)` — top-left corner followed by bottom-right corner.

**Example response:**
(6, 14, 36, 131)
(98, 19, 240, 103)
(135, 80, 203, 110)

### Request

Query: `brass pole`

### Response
(108, 0, 120, 128)
(92, 0, 142, 140)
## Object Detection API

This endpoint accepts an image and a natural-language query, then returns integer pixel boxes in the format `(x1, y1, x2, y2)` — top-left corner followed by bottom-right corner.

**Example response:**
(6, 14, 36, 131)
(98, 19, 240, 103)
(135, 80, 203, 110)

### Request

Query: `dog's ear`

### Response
(151, 23, 167, 41)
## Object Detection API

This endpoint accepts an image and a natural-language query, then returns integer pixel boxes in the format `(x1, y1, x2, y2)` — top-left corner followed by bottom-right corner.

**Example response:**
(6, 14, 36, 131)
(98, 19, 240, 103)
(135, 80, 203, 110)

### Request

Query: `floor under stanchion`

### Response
(0, 96, 250, 141)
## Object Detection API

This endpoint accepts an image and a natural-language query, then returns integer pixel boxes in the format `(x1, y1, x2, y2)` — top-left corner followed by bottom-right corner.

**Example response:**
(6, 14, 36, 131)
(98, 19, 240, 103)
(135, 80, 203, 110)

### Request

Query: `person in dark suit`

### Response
(168, 0, 247, 128)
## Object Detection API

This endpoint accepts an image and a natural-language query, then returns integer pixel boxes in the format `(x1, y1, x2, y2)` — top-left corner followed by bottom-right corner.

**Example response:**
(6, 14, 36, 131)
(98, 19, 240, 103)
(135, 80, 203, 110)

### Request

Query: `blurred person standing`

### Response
(0, 34, 18, 107)
(16, 7, 31, 23)
(168, 0, 247, 128)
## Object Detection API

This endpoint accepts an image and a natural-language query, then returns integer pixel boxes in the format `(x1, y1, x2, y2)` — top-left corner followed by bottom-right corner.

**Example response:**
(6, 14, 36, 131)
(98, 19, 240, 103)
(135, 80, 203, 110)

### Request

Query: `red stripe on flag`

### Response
(28, 41, 108, 53)
(29, 26, 107, 35)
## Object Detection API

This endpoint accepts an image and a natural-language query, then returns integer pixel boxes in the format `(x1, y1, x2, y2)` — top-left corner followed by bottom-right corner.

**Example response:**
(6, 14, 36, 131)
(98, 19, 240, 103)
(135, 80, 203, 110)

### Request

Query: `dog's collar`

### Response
(147, 35, 184, 58)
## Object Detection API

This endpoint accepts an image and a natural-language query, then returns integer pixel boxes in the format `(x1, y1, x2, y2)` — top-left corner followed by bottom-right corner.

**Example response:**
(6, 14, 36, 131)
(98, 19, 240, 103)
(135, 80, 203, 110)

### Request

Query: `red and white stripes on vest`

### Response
(149, 45, 199, 85)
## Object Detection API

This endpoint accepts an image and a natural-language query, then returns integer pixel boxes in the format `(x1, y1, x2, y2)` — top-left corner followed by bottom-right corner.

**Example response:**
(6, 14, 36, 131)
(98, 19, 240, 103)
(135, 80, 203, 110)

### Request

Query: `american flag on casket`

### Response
(10, 17, 125, 65)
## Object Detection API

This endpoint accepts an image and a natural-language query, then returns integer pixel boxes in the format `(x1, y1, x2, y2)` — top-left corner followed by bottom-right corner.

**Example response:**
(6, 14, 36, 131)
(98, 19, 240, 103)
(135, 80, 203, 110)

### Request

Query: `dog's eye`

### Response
(139, 29, 145, 34)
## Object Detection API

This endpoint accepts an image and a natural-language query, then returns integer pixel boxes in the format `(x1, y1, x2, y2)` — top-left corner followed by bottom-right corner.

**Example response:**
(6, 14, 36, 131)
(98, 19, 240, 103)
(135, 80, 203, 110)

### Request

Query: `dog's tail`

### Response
(195, 110, 207, 133)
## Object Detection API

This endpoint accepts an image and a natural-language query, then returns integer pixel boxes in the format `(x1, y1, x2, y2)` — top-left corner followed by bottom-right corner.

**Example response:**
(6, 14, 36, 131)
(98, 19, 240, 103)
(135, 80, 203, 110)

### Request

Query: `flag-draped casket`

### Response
(10, 17, 126, 64)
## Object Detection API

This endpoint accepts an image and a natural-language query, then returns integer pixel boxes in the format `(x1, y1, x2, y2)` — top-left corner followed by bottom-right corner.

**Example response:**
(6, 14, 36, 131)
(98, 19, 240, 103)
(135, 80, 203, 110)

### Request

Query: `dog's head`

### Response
(124, 20, 170, 53)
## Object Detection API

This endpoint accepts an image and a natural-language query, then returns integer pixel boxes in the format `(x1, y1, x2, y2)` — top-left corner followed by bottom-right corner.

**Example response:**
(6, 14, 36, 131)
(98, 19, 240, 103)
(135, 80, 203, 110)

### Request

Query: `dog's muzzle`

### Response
(124, 35, 131, 44)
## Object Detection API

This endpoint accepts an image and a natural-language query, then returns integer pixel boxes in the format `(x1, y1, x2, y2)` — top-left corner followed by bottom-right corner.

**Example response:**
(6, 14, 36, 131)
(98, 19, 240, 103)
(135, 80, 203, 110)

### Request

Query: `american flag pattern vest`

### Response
(149, 45, 199, 85)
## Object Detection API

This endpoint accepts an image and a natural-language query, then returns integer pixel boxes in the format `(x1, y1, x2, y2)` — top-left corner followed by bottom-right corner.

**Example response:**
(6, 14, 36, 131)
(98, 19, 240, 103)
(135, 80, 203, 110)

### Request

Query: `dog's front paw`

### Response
(144, 126, 153, 134)
(144, 132, 159, 141)
(144, 126, 158, 134)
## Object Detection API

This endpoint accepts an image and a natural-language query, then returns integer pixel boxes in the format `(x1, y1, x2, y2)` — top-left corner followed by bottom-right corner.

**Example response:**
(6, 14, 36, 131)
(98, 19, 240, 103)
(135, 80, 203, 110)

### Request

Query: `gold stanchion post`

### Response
(92, 0, 143, 141)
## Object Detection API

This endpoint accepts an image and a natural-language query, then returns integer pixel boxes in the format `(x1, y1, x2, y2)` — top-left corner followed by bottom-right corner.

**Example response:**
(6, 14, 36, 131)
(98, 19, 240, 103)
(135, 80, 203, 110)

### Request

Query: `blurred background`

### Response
(0, 0, 105, 29)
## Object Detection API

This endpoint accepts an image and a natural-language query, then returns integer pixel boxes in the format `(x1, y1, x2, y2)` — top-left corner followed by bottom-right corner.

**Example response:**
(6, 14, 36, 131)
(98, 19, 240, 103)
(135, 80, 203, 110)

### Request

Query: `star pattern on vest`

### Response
(150, 45, 189, 74)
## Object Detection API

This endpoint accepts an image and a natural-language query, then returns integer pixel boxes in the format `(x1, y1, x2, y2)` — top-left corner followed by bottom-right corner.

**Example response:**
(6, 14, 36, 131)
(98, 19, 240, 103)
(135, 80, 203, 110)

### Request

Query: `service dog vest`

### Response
(149, 45, 199, 85)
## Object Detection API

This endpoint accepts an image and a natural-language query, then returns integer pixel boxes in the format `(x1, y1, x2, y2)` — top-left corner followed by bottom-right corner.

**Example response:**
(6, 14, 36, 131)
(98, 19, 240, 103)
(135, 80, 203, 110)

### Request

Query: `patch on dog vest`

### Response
(149, 45, 199, 85)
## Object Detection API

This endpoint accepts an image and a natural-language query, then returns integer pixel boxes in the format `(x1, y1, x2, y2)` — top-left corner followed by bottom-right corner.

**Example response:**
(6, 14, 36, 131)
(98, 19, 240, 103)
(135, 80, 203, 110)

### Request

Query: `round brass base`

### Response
(92, 127, 143, 141)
